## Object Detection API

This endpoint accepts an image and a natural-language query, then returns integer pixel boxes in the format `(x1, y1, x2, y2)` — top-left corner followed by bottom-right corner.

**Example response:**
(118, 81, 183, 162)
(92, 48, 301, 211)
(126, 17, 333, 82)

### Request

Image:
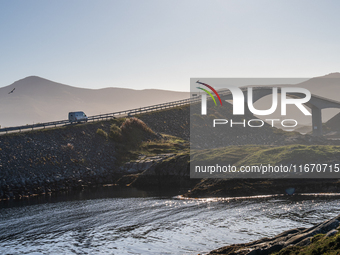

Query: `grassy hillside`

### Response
(191, 144, 340, 168)
(138, 101, 324, 148)
(275, 232, 340, 255)
(187, 144, 340, 197)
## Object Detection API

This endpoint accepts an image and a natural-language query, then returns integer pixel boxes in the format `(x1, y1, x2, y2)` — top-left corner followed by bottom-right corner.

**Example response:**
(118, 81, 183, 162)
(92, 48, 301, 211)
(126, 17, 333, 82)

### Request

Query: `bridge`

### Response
(0, 97, 200, 134)
(218, 87, 340, 136)
(0, 86, 339, 136)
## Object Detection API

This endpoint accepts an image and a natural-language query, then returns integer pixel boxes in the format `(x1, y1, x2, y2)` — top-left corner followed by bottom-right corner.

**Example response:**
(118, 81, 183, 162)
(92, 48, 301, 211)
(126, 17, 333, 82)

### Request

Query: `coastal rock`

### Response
(208, 215, 340, 255)
(125, 153, 199, 189)
(118, 154, 175, 175)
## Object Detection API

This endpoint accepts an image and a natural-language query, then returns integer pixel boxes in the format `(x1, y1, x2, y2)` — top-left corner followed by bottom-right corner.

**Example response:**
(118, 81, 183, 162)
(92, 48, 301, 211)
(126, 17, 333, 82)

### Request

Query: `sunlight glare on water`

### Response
(1, 192, 340, 254)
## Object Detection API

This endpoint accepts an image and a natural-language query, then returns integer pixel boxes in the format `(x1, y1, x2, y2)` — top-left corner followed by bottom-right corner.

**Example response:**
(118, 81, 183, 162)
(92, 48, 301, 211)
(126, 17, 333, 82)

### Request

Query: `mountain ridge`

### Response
(0, 76, 190, 127)
(2, 74, 340, 128)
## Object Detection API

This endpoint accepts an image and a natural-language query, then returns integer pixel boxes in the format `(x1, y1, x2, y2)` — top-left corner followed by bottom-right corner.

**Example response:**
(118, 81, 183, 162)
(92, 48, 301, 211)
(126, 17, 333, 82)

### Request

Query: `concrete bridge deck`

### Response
(218, 87, 340, 136)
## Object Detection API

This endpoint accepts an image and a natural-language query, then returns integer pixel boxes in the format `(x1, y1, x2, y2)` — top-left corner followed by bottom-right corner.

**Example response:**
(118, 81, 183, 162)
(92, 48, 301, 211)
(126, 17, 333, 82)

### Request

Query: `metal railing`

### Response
(0, 96, 201, 134)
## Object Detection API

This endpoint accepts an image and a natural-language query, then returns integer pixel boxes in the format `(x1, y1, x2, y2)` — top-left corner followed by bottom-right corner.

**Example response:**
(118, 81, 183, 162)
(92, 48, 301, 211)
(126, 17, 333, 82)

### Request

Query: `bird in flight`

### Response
(8, 88, 15, 94)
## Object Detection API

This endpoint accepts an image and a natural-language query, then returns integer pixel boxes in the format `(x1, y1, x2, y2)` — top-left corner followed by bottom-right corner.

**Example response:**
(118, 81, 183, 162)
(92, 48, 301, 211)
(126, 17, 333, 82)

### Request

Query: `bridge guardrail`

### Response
(0, 96, 201, 134)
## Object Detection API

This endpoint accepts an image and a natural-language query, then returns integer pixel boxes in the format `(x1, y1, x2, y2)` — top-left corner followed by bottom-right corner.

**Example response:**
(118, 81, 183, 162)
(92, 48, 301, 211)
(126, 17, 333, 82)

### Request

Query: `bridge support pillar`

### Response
(312, 106, 322, 136)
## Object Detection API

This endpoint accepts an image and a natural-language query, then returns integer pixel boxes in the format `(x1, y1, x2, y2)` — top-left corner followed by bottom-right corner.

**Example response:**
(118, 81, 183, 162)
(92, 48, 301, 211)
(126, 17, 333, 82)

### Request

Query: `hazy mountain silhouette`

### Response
(0, 76, 189, 127)
(1, 74, 340, 129)
(253, 73, 340, 128)
(292, 72, 340, 124)
(298, 72, 340, 99)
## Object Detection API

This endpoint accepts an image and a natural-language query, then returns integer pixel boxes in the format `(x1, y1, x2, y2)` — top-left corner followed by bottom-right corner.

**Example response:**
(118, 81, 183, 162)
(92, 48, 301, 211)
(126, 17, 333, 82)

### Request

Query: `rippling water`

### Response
(1, 187, 340, 255)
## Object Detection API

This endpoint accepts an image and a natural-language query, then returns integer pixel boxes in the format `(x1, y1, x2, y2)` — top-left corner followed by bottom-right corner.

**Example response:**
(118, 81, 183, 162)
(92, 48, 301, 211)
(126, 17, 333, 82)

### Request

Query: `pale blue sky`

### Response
(0, 0, 339, 91)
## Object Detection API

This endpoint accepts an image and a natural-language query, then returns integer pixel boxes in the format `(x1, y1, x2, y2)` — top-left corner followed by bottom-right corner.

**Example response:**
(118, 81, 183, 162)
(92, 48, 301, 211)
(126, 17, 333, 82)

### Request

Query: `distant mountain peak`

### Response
(0, 76, 189, 127)
(19, 75, 51, 82)
(12, 75, 51, 85)
(25, 75, 43, 79)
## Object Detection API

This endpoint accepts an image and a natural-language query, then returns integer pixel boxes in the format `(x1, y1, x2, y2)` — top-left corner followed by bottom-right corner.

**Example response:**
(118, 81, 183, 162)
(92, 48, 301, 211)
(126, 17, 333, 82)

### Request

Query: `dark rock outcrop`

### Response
(118, 153, 199, 189)
(208, 215, 340, 255)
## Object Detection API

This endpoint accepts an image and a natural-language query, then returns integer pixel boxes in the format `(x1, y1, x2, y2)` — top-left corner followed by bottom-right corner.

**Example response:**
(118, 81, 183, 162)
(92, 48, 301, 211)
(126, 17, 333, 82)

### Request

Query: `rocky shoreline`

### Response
(2, 127, 340, 200)
(2, 119, 340, 254)
(0, 114, 195, 200)
(0, 121, 120, 200)
(0, 151, 190, 201)
(208, 214, 340, 255)
(2, 102, 339, 200)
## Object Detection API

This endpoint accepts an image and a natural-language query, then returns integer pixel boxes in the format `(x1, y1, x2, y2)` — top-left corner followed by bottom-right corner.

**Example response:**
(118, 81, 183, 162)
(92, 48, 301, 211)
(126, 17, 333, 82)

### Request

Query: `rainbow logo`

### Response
(196, 80, 223, 106)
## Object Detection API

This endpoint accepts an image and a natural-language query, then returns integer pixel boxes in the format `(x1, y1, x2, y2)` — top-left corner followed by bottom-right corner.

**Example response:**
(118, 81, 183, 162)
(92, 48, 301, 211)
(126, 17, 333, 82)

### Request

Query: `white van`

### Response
(68, 111, 88, 123)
